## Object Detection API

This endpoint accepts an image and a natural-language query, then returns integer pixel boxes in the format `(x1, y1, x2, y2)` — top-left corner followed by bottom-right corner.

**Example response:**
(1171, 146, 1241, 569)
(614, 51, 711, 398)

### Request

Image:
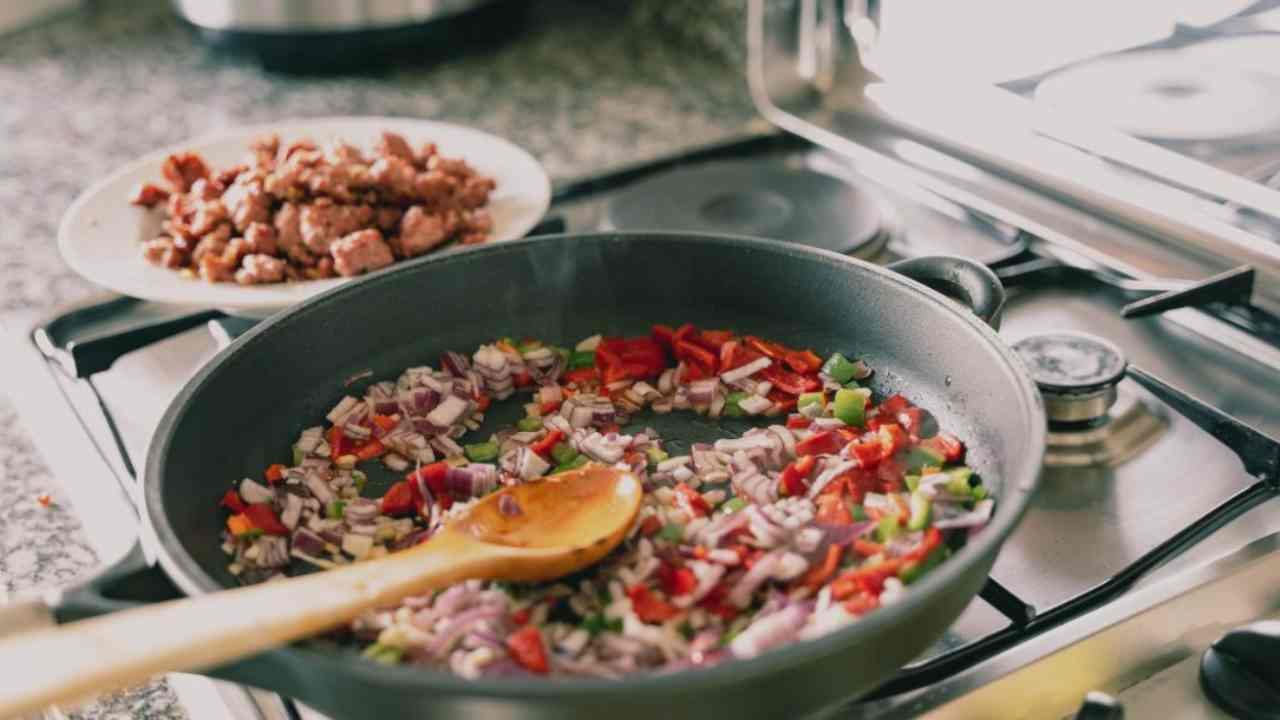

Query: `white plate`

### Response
(60, 117, 551, 318)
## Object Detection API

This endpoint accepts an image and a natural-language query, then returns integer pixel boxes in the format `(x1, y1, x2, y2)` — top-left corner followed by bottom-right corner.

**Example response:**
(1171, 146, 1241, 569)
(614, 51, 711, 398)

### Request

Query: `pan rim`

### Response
(143, 231, 1046, 700)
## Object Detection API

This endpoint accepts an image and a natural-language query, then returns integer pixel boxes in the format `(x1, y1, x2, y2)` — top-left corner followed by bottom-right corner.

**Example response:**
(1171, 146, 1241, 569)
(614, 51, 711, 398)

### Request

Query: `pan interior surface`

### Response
(144, 232, 1042, 711)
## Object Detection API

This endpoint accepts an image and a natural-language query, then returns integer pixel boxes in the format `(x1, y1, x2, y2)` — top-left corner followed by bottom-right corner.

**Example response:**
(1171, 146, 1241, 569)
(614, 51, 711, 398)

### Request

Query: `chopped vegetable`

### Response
(658, 522, 685, 542)
(326, 500, 346, 519)
(821, 353, 862, 384)
(551, 442, 579, 466)
(505, 626, 550, 674)
(516, 416, 543, 432)
(263, 464, 286, 484)
(465, 440, 500, 462)
(833, 388, 871, 427)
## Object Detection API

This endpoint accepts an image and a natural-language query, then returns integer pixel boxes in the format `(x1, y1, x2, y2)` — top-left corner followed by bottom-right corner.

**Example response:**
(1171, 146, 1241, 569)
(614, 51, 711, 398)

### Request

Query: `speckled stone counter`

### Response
(0, 1, 756, 716)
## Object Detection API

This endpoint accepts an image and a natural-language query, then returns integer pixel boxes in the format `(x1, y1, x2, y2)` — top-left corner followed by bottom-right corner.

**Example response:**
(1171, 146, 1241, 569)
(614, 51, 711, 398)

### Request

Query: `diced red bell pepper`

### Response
(658, 563, 699, 596)
(831, 559, 904, 600)
(627, 585, 681, 623)
(777, 455, 816, 497)
(514, 370, 532, 387)
(672, 323, 697, 344)
(564, 367, 600, 385)
(878, 423, 909, 456)
(697, 584, 740, 621)
(692, 329, 735, 353)
(782, 350, 821, 374)
(876, 457, 908, 494)
(371, 414, 399, 433)
(920, 433, 966, 463)
(220, 489, 247, 514)
(843, 593, 881, 616)
(529, 429, 564, 459)
(243, 503, 289, 535)
(796, 544, 844, 591)
(511, 608, 531, 626)
(674, 339, 717, 375)
(354, 438, 386, 461)
(381, 480, 420, 517)
(326, 426, 350, 461)
(905, 527, 944, 565)
(786, 414, 812, 429)
(263, 464, 286, 484)
(767, 390, 797, 414)
(879, 394, 911, 416)
(639, 515, 663, 537)
(760, 365, 820, 396)
(675, 482, 711, 517)
(744, 335, 788, 359)
(539, 400, 562, 414)
(601, 362, 631, 385)
(651, 324, 677, 351)
(853, 538, 885, 557)
(843, 469, 878, 503)
(796, 430, 842, 457)
(226, 514, 255, 537)
(406, 461, 450, 496)
(475, 394, 491, 412)
(505, 625, 549, 674)
(845, 435, 884, 467)
(719, 340, 764, 372)
(815, 492, 854, 526)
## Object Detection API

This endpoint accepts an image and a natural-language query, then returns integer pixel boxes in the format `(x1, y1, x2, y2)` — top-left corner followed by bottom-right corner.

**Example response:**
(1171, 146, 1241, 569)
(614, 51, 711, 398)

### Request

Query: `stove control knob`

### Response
(1201, 620, 1280, 720)
(1074, 691, 1123, 720)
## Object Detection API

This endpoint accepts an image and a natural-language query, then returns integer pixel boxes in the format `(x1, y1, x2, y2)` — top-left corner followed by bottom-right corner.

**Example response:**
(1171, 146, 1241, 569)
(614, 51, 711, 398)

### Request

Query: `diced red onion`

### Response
(304, 474, 335, 505)
(933, 499, 994, 529)
(239, 478, 275, 504)
(720, 356, 772, 384)
(728, 549, 783, 608)
(441, 352, 471, 377)
(729, 603, 810, 659)
(738, 394, 773, 415)
(291, 527, 328, 557)
(326, 396, 360, 425)
(806, 460, 856, 498)
(344, 497, 380, 523)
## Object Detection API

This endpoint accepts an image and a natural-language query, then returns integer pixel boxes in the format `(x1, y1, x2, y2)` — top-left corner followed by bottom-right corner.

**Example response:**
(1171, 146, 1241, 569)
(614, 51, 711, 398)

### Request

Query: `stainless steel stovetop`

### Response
(5, 127, 1280, 719)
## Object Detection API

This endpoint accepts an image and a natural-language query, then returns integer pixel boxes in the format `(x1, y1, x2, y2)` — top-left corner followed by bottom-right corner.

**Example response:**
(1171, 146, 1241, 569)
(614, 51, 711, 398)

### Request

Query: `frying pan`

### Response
(7, 232, 1044, 719)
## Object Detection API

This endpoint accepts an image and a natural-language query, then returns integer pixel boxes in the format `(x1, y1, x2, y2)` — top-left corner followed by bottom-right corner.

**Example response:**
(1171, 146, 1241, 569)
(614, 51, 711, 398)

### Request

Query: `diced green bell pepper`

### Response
(875, 515, 901, 542)
(822, 353, 861, 384)
(362, 643, 404, 665)
(644, 446, 669, 467)
(723, 497, 748, 514)
(797, 392, 825, 413)
(517, 416, 544, 432)
(851, 504, 867, 521)
(568, 350, 596, 369)
(552, 454, 590, 475)
(907, 492, 932, 531)
(904, 474, 921, 492)
(326, 500, 345, 519)
(658, 523, 685, 542)
(292, 446, 306, 466)
(905, 445, 947, 473)
(833, 388, 872, 427)
(946, 467, 975, 496)
(551, 442, 579, 466)
(351, 469, 368, 491)
(899, 546, 949, 585)
(518, 339, 544, 354)
(723, 391, 749, 418)
(582, 614, 623, 635)
(972, 485, 989, 501)
(465, 440, 500, 463)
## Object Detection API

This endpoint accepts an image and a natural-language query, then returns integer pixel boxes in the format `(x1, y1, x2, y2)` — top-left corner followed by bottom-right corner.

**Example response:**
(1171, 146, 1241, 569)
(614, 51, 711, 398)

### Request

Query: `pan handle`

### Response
(0, 544, 183, 640)
(888, 256, 1006, 329)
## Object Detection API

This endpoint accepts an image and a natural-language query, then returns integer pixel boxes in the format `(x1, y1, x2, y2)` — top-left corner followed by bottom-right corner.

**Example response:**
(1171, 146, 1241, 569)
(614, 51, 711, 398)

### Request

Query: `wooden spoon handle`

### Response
(0, 532, 489, 718)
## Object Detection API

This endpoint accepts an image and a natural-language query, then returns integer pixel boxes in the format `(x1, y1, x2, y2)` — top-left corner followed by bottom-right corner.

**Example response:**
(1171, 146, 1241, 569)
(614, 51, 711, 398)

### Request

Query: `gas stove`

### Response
(7, 5, 1280, 717)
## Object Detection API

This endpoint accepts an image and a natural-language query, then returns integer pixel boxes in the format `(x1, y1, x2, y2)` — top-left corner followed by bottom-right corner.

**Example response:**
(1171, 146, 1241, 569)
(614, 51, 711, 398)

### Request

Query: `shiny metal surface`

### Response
(171, 0, 496, 32)
(1043, 389, 1167, 467)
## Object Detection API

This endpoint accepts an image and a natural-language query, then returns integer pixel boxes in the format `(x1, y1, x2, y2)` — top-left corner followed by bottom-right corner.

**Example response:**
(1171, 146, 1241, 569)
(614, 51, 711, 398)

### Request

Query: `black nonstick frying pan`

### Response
(8, 232, 1045, 719)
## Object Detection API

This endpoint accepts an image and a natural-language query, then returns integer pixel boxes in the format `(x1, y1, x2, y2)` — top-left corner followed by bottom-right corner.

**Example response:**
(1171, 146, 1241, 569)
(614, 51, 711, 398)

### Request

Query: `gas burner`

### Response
(1035, 49, 1280, 141)
(1013, 331, 1128, 424)
(601, 158, 891, 257)
(1013, 331, 1165, 467)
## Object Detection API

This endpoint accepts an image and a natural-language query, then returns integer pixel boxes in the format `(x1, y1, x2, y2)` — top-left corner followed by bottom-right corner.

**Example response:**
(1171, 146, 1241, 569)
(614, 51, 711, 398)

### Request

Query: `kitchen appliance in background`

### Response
(171, 0, 527, 71)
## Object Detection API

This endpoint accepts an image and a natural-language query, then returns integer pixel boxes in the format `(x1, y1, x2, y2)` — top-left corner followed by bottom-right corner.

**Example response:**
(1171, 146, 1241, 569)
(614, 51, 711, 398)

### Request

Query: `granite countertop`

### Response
(0, 1, 756, 716)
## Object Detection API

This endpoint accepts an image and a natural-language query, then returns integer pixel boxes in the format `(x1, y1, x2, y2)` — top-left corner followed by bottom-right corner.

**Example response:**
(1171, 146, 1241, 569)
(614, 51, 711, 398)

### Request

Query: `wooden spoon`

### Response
(0, 464, 642, 718)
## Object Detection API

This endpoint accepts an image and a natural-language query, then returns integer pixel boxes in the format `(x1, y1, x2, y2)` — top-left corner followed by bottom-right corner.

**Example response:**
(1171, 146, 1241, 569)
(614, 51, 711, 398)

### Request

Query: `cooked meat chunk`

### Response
(133, 131, 495, 283)
(369, 156, 417, 199)
(274, 202, 314, 265)
(222, 179, 272, 232)
(330, 229, 394, 277)
(394, 206, 448, 258)
(300, 201, 374, 254)
(235, 254, 287, 285)
(160, 152, 210, 193)
(142, 237, 187, 268)
(376, 131, 415, 162)
(130, 182, 170, 208)
(243, 222, 278, 256)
